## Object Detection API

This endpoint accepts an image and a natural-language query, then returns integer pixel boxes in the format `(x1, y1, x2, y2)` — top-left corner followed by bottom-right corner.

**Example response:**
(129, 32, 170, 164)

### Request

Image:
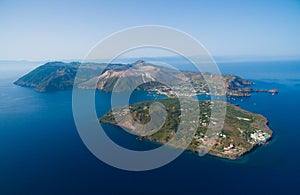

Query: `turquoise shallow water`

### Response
(0, 61, 300, 194)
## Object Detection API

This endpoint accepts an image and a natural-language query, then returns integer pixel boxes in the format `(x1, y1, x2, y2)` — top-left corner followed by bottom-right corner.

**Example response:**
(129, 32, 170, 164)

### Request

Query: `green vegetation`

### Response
(14, 61, 105, 92)
(100, 98, 272, 160)
(14, 60, 267, 97)
(14, 60, 274, 159)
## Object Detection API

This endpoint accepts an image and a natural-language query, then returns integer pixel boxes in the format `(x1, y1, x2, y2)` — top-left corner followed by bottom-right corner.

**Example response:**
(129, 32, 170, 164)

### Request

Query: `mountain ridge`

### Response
(14, 60, 276, 96)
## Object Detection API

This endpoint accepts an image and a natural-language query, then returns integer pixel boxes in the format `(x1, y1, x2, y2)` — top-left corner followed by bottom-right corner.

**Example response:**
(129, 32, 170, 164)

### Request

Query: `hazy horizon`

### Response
(1, 54, 300, 63)
(1, 0, 299, 61)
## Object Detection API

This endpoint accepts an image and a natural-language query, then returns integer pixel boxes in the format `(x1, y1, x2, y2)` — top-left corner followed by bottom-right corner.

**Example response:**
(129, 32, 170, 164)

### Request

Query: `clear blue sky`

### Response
(1, 0, 300, 61)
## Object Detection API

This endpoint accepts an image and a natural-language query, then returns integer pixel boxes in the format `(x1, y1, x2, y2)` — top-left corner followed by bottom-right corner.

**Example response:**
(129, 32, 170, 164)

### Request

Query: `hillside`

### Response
(14, 61, 105, 92)
(14, 60, 276, 96)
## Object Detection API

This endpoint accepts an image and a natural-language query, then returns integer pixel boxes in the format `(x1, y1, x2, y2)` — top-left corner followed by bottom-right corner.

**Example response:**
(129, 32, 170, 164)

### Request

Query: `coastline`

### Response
(99, 111, 272, 160)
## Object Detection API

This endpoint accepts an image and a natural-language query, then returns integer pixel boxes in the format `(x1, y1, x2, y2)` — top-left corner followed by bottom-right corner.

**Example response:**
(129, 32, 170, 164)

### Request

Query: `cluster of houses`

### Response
(111, 108, 131, 118)
(194, 132, 237, 154)
(153, 82, 211, 97)
(224, 143, 235, 151)
(250, 130, 271, 145)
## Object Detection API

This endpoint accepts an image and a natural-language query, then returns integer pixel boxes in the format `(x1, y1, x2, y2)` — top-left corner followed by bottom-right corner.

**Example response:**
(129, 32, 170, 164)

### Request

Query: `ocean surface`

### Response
(0, 60, 300, 194)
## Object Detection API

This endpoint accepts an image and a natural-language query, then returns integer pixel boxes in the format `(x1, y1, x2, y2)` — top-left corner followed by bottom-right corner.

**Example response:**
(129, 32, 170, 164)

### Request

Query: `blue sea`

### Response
(1, 60, 300, 194)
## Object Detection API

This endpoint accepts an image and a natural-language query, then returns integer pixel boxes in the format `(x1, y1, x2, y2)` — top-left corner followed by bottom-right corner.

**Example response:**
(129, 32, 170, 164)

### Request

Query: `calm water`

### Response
(0, 61, 300, 194)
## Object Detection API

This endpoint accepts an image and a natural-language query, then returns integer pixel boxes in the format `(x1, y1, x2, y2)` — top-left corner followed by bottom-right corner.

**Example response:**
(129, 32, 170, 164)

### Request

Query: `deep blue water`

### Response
(0, 61, 300, 194)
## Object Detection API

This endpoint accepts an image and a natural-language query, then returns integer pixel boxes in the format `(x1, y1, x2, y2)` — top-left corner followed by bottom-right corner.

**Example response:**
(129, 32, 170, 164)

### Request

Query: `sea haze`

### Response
(0, 60, 300, 194)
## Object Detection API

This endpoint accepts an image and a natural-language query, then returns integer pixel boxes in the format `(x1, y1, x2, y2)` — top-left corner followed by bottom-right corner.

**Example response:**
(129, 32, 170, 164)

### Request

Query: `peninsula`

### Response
(100, 98, 272, 160)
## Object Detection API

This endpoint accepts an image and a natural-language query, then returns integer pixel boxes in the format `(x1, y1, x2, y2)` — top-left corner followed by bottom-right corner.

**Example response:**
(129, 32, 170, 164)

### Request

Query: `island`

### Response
(14, 60, 278, 96)
(100, 98, 272, 160)
(14, 60, 274, 159)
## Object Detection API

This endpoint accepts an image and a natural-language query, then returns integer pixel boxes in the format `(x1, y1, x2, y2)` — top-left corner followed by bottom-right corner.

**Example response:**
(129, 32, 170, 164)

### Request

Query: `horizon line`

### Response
(1, 55, 300, 64)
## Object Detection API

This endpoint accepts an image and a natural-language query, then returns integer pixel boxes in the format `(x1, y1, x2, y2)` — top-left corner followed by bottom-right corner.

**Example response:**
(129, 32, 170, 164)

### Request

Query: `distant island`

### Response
(14, 60, 278, 96)
(14, 60, 275, 159)
(100, 98, 272, 160)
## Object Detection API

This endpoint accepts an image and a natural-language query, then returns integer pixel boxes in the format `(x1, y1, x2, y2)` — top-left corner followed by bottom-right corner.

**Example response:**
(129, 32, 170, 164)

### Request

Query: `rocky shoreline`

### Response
(99, 99, 272, 160)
